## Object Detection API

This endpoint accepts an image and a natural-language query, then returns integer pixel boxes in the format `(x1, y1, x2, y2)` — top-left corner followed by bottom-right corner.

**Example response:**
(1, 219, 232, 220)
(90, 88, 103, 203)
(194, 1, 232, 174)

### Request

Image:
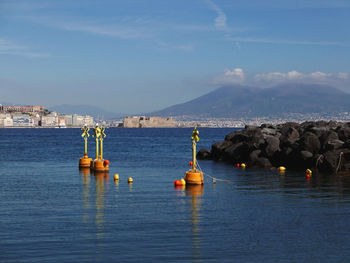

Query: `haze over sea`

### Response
(2, 128, 350, 262)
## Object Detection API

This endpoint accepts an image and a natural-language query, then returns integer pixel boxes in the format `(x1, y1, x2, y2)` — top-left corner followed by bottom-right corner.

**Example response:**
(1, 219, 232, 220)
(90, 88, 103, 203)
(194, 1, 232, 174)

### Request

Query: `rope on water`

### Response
(315, 154, 324, 168)
(336, 152, 344, 174)
(196, 160, 234, 184)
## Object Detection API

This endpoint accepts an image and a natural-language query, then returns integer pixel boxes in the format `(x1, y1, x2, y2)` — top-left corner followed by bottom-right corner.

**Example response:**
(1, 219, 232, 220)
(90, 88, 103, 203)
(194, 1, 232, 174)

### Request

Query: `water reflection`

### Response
(80, 169, 109, 243)
(186, 185, 203, 263)
(235, 169, 350, 201)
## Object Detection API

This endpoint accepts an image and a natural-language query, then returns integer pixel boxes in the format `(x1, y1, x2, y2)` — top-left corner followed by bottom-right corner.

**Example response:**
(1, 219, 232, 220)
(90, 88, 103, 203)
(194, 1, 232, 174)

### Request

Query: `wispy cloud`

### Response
(226, 36, 349, 47)
(214, 68, 349, 88)
(58, 21, 147, 39)
(205, 0, 228, 31)
(157, 41, 194, 52)
(255, 70, 349, 85)
(0, 38, 50, 58)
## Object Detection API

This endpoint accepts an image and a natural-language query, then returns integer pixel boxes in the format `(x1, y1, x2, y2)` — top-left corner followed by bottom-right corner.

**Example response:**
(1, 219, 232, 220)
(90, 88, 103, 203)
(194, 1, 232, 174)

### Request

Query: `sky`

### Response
(0, 0, 349, 114)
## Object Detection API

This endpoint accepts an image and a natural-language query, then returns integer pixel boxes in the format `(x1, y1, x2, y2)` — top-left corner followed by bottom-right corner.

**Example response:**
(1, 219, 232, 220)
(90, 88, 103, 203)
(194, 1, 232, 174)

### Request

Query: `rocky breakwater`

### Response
(198, 121, 350, 174)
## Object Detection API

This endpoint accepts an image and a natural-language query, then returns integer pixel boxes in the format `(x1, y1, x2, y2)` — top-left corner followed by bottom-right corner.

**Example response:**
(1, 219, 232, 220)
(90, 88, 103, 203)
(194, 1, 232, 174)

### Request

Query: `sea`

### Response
(1, 128, 350, 262)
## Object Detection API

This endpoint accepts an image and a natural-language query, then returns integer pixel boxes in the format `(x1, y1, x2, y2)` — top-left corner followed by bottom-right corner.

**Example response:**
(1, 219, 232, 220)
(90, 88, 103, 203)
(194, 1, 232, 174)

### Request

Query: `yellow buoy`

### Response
(180, 178, 186, 186)
(241, 163, 246, 168)
(128, 177, 133, 183)
(306, 169, 312, 177)
(114, 174, 119, 181)
(278, 166, 286, 172)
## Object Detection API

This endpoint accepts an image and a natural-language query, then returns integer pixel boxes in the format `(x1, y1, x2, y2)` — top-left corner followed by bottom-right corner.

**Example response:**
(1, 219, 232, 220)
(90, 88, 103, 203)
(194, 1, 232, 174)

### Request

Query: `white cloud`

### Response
(58, 21, 147, 39)
(0, 38, 50, 58)
(214, 68, 246, 84)
(213, 68, 349, 88)
(254, 70, 349, 86)
(226, 36, 349, 47)
(205, 0, 227, 30)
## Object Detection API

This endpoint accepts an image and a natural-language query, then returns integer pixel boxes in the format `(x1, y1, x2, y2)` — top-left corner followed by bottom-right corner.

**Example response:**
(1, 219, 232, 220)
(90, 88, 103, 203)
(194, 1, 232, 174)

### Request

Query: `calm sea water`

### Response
(1, 128, 350, 262)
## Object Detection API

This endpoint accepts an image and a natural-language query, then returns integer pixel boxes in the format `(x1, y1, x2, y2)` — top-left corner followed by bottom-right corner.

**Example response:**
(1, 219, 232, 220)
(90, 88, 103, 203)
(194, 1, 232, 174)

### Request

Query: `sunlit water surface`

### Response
(1, 128, 350, 262)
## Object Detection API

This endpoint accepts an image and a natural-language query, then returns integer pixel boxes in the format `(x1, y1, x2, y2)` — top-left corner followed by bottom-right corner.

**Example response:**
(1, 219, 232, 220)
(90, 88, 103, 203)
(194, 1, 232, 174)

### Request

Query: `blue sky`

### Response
(0, 0, 349, 114)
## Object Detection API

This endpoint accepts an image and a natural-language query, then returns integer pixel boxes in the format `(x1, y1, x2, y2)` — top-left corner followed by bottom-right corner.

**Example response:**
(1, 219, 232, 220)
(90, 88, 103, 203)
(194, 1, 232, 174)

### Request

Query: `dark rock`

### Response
(223, 142, 251, 162)
(251, 157, 272, 168)
(337, 127, 350, 141)
(197, 149, 211, 160)
(300, 150, 313, 159)
(317, 151, 341, 173)
(264, 135, 280, 157)
(320, 130, 339, 145)
(211, 141, 232, 160)
(325, 139, 344, 151)
(225, 132, 249, 144)
(300, 132, 321, 154)
(200, 121, 350, 173)
(248, 150, 262, 165)
(280, 127, 299, 145)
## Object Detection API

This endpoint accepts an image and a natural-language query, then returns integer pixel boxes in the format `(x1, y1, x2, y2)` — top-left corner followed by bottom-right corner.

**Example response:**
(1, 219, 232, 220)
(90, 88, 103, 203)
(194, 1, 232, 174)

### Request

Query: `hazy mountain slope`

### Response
(49, 104, 124, 119)
(153, 84, 350, 117)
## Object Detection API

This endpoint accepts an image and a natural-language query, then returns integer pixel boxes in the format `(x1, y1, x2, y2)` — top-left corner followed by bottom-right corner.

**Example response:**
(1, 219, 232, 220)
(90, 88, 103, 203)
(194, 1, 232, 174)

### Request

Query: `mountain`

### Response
(49, 104, 124, 119)
(153, 83, 350, 118)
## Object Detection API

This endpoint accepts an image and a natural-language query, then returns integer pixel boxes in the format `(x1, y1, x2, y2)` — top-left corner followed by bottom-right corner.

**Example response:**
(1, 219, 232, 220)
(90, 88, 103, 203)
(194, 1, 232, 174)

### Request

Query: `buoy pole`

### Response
(84, 136, 88, 156)
(100, 137, 103, 160)
(95, 137, 99, 160)
(192, 141, 196, 171)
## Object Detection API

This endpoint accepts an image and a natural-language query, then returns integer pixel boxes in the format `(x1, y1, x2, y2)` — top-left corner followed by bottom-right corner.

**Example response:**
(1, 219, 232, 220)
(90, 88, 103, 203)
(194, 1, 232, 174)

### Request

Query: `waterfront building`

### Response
(41, 113, 58, 127)
(1, 105, 43, 113)
(72, 114, 94, 127)
(12, 114, 34, 127)
(123, 116, 177, 128)
(0, 114, 14, 127)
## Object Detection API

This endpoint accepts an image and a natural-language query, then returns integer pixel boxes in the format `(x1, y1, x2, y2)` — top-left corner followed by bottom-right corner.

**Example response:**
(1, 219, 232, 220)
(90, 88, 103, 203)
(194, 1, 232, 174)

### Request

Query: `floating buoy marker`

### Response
(241, 163, 246, 169)
(79, 125, 93, 168)
(278, 166, 286, 172)
(114, 174, 119, 181)
(184, 126, 204, 185)
(91, 124, 110, 172)
(306, 169, 312, 178)
(128, 177, 133, 184)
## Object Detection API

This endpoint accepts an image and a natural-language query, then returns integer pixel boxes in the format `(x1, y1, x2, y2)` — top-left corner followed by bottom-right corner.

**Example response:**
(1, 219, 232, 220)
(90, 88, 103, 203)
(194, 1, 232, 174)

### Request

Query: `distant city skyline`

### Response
(1, 0, 349, 114)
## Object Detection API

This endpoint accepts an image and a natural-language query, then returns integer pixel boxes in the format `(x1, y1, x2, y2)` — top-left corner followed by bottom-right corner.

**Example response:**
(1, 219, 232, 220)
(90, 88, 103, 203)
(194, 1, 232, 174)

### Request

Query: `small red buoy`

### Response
(174, 180, 183, 186)
(189, 161, 193, 166)
(236, 163, 240, 168)
(104, 160, 109, 165)
(306, 173, 311, 178)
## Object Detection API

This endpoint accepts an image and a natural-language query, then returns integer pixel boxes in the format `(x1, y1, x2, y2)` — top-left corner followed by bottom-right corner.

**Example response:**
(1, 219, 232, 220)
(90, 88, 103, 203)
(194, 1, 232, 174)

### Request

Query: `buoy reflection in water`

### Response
(186, 185, 203, 262)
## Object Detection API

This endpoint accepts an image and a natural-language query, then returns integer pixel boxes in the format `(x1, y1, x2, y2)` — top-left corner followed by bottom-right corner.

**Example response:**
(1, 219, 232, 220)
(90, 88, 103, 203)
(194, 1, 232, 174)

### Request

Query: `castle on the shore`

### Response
(122, 116, 177, 128)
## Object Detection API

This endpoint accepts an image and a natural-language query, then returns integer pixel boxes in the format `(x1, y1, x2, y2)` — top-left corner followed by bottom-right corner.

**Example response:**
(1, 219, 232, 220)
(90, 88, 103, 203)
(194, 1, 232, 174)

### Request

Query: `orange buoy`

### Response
(185, 170, 203, 185)
(174, 180, 183, 186)
(236, 163, 240, 168)
(79, 156, 93, 168)
(92, 159, 109, 172)
(189, 161, 193, 166)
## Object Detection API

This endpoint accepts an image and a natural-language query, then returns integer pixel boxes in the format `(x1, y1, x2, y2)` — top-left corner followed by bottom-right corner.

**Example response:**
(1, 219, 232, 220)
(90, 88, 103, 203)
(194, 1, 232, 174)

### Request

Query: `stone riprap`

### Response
(197, 121, 350, 174)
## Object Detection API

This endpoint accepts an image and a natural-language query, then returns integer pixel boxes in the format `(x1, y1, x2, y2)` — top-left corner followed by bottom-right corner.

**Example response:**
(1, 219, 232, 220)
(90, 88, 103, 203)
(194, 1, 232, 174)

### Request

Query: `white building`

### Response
(12, 114, 34, 127)
(41, 115, 58, 127)
(0, 114, 14, 127)
(72, 114, 94, 127)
